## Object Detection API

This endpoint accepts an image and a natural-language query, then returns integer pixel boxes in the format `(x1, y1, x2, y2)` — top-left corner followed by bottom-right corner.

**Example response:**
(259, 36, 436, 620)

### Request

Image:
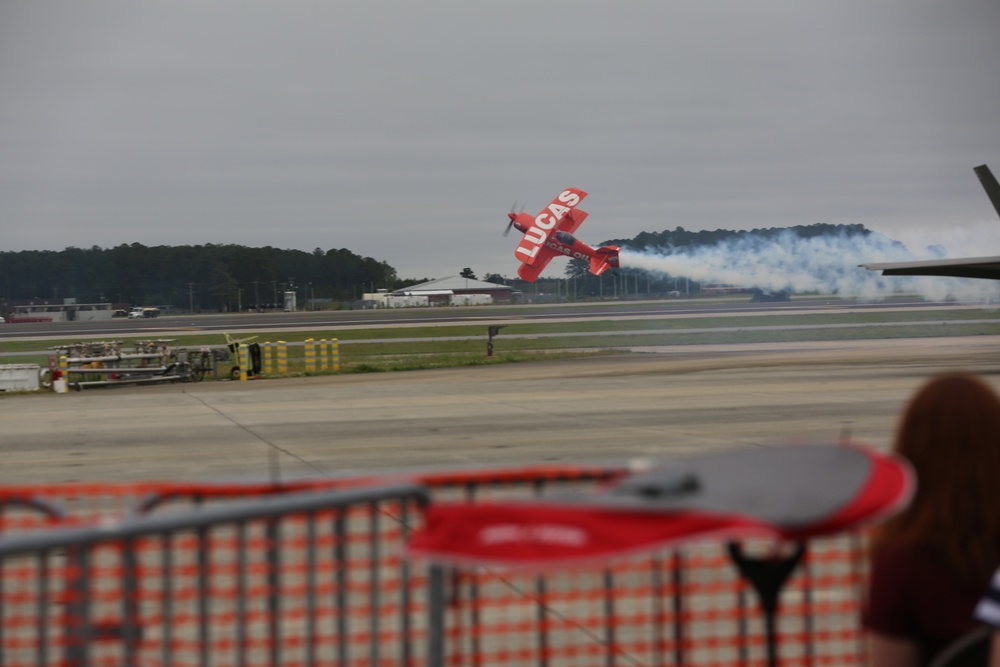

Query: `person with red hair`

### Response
(865, 371, 1000, 667)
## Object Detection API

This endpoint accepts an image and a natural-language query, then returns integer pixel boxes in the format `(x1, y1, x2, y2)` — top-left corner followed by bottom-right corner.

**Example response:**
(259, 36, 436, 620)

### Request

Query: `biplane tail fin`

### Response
(590, 246, 621, 276)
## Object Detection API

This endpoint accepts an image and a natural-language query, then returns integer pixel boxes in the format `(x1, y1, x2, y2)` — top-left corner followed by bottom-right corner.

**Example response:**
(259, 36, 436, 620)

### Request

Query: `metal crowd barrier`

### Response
(0, 465, 872, 666)
(0, 483, 432, 667)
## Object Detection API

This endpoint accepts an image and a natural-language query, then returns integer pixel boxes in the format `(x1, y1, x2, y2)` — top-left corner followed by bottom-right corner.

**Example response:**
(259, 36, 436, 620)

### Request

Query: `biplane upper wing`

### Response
(514, 188, 588, 267)
(558, 208, 589, 235)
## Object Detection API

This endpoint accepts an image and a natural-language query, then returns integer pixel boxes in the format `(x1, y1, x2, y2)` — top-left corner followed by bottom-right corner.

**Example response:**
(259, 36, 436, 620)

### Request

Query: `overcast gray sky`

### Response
(1, 1, 998, 280)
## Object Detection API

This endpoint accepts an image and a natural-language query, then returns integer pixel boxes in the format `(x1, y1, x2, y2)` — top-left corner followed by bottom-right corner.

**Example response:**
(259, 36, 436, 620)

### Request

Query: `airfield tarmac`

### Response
(2, 335, 999, 485)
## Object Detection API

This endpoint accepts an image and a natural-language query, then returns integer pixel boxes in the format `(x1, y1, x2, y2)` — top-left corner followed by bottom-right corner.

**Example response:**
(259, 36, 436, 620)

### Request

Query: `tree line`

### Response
(0, 243, 410, 311)
(0, 223, 886, 311)
(603, 222, 874, 251)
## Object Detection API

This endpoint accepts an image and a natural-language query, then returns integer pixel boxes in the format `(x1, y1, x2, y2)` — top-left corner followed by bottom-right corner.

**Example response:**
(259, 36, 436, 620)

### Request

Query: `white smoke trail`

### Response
(619, 224, 1000, 302)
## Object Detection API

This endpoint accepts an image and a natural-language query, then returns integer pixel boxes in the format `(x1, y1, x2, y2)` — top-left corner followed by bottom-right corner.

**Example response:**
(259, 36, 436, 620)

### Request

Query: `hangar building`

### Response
(364, 277, 513, 308)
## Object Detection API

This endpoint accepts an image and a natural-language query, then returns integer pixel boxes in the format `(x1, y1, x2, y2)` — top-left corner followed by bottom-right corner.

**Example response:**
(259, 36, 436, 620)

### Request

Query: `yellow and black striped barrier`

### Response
(304, 338, 340, 374)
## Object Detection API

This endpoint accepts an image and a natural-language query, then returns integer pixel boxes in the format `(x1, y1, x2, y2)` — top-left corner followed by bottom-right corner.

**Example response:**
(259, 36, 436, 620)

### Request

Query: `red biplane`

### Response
(505, 188, 620, 283)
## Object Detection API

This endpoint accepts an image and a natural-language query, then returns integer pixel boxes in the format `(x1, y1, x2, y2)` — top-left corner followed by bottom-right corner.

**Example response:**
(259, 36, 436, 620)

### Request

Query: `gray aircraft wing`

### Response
(975, 164, 1000, 216)
(861, 255, 1000, 280)
(861, 164, 1000, 281)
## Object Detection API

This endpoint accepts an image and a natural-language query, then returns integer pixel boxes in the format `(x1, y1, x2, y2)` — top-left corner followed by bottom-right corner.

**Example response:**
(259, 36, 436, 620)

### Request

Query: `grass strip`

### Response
(2, 309, 997, 375)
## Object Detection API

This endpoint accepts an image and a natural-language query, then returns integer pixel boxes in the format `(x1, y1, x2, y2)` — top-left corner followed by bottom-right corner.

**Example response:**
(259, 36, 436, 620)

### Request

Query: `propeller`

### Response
(503, 202, 523, 237)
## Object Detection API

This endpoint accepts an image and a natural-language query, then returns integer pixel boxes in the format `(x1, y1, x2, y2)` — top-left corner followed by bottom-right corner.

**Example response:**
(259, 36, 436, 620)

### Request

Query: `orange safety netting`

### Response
(0, 464, 871, 666)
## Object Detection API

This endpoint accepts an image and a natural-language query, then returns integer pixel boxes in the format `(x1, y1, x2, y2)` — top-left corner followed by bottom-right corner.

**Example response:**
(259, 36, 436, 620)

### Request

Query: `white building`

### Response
(364, 277, 513, 308)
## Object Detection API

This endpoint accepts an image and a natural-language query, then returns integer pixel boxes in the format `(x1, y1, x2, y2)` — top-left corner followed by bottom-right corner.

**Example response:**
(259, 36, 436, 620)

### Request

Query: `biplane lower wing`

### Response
(515, 231, 546, 267)
(517, 249, 557, 282)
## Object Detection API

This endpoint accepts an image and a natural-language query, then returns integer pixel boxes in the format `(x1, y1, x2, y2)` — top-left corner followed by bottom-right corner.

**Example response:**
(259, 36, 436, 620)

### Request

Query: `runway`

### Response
(2, 335, 998, 485)
(0, 295, 963, 341)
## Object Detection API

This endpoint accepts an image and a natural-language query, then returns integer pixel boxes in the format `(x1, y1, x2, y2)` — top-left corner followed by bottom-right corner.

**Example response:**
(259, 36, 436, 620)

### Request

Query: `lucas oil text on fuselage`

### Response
(504, 188, 620, 283)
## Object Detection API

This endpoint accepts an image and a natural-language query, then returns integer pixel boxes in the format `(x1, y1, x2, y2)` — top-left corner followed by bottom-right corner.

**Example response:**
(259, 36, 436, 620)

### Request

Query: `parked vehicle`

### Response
(128, 307, 160, 319)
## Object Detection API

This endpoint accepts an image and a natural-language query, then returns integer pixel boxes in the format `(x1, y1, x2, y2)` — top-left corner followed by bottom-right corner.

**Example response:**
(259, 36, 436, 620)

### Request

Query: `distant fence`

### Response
(0, 465, 871, 666)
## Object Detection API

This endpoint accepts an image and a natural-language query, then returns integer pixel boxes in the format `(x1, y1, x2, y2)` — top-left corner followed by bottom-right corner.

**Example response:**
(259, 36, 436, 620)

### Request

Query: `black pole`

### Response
(486, 325, 506, 356)
(727, 542, 806, 667)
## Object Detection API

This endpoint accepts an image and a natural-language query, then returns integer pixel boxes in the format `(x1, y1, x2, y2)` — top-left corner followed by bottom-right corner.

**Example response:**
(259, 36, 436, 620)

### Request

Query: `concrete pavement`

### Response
(2, 336, 998, 485)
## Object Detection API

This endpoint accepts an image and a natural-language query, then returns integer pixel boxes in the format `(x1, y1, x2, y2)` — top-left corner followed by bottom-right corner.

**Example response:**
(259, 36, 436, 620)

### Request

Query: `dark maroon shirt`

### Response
(863, 541, 981, 664)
